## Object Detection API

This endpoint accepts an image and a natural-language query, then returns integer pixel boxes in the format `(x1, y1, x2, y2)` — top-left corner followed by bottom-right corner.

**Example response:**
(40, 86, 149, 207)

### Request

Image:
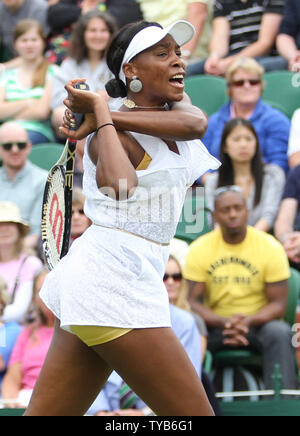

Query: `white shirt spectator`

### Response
(288, 109, 300, 157)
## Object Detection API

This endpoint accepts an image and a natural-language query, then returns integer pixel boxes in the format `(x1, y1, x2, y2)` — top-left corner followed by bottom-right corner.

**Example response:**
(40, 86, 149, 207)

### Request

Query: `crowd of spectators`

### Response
(0, 0, 300, 415)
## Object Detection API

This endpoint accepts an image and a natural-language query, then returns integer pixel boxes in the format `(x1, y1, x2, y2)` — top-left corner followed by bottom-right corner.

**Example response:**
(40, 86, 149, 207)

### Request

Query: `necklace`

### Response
(123, 98, 168, 111)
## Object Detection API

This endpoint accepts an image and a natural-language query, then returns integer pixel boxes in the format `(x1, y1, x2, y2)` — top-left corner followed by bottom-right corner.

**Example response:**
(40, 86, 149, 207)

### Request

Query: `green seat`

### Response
(0, 408, 26, 416)
(262, 71, 300, 119)
(263, 100, 291, 119)
(203, 350, 213, 374)
(184, 75, 229, 117)
(221, 399, 300, 416)
(175, 192, 212, 244)
(29, 143, 63, 171)
(213, 267, 300, 369)
(0, 41, 9, 63)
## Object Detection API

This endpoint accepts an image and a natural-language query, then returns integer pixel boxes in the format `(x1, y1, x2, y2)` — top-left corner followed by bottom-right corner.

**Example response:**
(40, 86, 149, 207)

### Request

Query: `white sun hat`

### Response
(119, 20, 195, 85)
(0, 201, 30, 235)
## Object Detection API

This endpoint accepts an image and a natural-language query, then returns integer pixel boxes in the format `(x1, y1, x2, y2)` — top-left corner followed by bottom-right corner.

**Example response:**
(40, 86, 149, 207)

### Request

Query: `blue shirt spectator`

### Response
(0, 275, 22, 392)
(203, 99, 290, 174)
(0, 322, 22, 390)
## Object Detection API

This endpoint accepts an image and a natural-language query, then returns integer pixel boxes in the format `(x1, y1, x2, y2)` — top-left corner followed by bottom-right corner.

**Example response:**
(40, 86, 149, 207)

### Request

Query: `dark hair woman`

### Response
(25, 19, 220, 416)
(205, 118, 286, 233)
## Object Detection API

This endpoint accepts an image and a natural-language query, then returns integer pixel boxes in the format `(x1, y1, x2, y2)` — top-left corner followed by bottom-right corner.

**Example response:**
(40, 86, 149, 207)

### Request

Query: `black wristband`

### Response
(95, 123, 115, 134)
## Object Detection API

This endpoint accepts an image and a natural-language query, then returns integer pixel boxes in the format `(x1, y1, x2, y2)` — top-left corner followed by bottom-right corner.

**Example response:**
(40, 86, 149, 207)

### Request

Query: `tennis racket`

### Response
(41, 81, 90, 270)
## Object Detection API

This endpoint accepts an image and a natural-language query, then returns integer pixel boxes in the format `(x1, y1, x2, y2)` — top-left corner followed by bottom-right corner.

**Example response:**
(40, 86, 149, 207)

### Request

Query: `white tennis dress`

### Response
(40, 132, 220, 330)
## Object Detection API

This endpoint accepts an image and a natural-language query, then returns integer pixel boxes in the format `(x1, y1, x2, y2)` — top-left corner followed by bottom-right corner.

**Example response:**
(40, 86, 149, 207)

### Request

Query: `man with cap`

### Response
(0, 122, 48, 251)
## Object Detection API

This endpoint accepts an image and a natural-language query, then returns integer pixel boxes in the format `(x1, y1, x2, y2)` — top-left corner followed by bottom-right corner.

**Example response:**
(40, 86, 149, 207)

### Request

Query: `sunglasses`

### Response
(214, 185, 243, 198)
(229, 79, 261, 88)
(1, 142, 27, 151)
(72, 208, 85, 216)
(163, 273, 182, 282)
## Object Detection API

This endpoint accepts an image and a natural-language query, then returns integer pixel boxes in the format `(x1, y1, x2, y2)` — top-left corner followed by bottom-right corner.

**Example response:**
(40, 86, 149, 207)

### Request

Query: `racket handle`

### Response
(70, 82, 90, 132)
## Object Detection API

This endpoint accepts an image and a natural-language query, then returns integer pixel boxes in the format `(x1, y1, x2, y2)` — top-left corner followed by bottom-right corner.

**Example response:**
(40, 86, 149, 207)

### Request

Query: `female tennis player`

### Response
(25, 20, 220, 416)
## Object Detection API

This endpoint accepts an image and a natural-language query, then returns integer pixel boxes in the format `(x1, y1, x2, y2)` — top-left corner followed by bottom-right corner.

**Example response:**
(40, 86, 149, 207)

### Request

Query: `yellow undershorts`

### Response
(69, 325, 133, 347)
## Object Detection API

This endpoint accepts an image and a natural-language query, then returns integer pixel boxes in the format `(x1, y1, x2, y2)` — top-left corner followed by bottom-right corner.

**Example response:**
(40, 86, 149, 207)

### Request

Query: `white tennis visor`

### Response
(119, 20, 195, 85)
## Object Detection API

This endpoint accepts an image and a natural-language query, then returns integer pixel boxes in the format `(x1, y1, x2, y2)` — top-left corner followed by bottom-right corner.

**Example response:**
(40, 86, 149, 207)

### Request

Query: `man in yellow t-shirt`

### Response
(183, 187, 298, 389)
(138, 0, 214, 61)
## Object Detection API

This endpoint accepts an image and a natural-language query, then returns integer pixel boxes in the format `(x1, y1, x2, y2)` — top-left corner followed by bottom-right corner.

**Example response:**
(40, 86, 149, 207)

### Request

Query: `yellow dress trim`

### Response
(136, 151, 152, 171)
(69, 325, 133, 346)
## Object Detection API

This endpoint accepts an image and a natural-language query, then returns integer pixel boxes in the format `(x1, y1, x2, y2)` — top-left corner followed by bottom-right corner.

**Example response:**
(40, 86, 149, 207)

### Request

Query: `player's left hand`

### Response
(64, 78, 105, 114)
(60, 110, 97, 140)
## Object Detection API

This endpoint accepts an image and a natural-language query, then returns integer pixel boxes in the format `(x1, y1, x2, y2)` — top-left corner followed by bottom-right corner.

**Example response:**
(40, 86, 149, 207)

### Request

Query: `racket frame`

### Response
(41, 81, 89, 270)
(41, 138, 77, 270)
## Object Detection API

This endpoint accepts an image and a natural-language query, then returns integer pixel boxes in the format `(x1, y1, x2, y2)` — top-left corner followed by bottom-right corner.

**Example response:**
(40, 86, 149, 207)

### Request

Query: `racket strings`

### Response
(42, 167, 66, 269)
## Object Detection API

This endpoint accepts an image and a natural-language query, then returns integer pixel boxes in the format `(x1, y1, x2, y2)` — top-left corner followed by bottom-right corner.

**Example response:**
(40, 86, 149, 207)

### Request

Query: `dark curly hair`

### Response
(105, 21, 162, 98)
(68, 10, 118, 64)
(218, 118, 264, 207)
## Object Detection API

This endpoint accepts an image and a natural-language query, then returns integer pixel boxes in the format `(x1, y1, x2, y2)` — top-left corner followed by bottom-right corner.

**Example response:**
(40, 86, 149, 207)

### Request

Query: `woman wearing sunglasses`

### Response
(205, 118, 286, 233)
(201, 57, 290, 179)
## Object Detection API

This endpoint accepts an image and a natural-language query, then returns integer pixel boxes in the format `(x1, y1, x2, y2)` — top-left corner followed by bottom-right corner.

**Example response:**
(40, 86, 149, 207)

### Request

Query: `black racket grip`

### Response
(70, 82, 90, 131)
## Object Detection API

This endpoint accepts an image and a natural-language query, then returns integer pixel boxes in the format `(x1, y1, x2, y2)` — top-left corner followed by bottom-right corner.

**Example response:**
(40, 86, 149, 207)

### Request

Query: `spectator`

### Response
(275, 165, 300, 267)
(205, 118, 286, 233)
(50, 9, 118, 139)
(0, 275, 22, 391)
(0, 0, 49, 63)
(186, 0, 287, 76)
(287, 109, 300, 168)
(46, 0, 143, 65)
(139, 0, 214, 64)
(164, 254, 208, 361)
(1, 267, 54, 409)
(0, 202, 43, 324)
(70, 187, 92, 244)
(276, 0, 300, 73)
(0, 122, 48, 250)
(87, 371, 149, 416)
(183, 188, 298, 390)
(0, 19, 56, 145)
(201, 57, 290, 175)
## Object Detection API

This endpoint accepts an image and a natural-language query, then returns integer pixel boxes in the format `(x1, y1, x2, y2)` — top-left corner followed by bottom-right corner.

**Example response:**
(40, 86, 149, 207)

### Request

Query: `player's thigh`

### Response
(92, 327, 214, 416)
(25, 319, 112, 416)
